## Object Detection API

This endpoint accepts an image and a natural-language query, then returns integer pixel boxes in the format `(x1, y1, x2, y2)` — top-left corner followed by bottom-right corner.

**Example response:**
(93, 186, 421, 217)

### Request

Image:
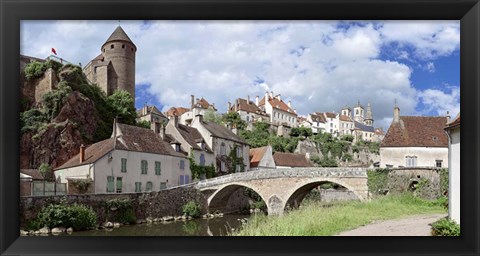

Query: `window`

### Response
(122, 44, 125, 48)
(121, 158, 127, 172)
(111, 44, 114, 49)
(155, 161, 161, 175)
(220, 143, 226, 156)
(236, 146, 242, 157)
(135, 182, 142, 192)
(141, 160, 148, 174)
(116, 177, 122, 193)
(107, 176, 114, 192)
(160, 182, 167, 190)
(180, 160, 185, 170)
(179, 175, 190, 185)
(405, 156, 417, 167)
(175, 144, 181, 152)
(246, 116, 249, 122)
(236, 164, 241, 173)
(199, 154, 205, 166)
(146, 181, 153, 192)
(221, 161, 226, 172)
(330, 123, 333, 127)
(436, 160, 443, 168)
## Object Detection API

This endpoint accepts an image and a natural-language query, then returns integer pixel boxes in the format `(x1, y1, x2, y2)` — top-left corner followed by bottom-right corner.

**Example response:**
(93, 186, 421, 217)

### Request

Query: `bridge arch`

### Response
(284, 178, 363, 211)
(207, 183, 267, 214)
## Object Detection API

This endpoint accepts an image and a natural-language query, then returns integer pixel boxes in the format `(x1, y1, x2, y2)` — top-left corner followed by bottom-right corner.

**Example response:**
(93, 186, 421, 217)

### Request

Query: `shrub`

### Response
(367, 168, 391, 195)
(431, 218, 460, 236)
(35, 202, 97, 231)
(182, 201, 202, 218)
(24, 60, 63, 80)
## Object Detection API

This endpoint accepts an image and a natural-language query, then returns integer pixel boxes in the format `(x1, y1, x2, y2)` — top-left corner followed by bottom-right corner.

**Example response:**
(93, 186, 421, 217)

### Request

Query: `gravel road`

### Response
(335, 213, 447, 236)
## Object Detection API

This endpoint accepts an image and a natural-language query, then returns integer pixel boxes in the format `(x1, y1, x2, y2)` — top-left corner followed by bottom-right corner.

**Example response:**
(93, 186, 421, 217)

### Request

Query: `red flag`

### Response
(51, 48, 57, 55)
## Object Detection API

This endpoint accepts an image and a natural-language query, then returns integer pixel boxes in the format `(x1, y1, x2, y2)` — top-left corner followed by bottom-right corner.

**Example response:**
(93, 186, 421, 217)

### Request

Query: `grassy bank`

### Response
(233, 194, 446, 236)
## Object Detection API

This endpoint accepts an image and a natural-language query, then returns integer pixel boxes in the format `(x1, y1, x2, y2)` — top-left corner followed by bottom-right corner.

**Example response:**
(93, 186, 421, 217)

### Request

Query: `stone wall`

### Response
(34, 68, 58, 103)
(387, 168, 442, 200)
(319, 188, 359, 202)
(20, 186, 208, 227)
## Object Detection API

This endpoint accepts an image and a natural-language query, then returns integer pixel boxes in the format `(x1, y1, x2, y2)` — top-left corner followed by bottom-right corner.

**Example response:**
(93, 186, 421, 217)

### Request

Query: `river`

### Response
(59, 214, 250, 236)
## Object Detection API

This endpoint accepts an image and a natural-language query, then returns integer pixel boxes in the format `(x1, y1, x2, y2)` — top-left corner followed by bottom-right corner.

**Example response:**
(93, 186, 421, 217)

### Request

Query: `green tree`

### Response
(39, 163, 51, 195)
(223, 112, 246, 130)
(290, 127, 313, 138)
(107, 90, 137, 125)
(136, 120, 151, 129)
(203, 109, 223, 124)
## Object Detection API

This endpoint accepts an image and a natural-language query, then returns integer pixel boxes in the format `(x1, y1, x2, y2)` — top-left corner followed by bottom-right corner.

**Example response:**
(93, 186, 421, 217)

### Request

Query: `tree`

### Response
(203, 109, 223, 124)
(107, 90, 137, 125)
(39, 163, 51, 195)
(223, 112, 246, 130)
(136, 120, 151, 129)
(290, 127, 313, 138)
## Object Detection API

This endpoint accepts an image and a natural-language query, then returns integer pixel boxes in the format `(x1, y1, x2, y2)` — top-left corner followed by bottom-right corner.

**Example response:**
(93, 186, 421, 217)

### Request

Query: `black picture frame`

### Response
(1, 0, 479, 255)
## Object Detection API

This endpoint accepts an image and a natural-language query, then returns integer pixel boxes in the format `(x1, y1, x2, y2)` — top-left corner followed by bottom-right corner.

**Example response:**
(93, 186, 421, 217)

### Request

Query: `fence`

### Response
(32, 181, 66, 196)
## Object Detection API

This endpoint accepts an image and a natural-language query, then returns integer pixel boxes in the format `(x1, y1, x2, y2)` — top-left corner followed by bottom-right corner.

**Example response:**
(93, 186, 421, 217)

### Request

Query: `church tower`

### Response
(353, 100, 364, 123)
(101, 26, 137, 99)
(341, 105, 351, 118)
(364, 102, 374, 126)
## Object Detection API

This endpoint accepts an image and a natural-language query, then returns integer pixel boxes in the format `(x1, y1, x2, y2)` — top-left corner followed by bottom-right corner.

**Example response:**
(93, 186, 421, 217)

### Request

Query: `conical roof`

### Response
(102, 26, 136, 49)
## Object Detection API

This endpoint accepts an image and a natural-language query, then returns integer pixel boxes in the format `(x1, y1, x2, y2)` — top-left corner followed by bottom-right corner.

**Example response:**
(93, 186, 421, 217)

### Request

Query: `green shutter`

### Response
(107, 176, 114, 192)
(155, 161, 161, 175)
(121, 158, 127, 172)
(146, 181, 152, 191)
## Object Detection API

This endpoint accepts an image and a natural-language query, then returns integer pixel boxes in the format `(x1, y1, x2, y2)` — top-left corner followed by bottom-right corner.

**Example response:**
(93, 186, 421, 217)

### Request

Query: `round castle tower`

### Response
(101, 26, 136, 99)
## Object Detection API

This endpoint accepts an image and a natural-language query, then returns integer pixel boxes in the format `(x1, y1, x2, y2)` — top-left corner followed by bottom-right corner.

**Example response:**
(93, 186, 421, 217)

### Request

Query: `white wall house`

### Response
(54, 121, 191, 194)
(445, 114, 460, 224)
(136, 105, 168, 125)
(191, 114, 250, 174)
(180, 95, 217, 125)
(380, 105, 449, 168)
(307, 112, 327, 134)
(258, 91, 297, 128)
(229, 97, 270, 126)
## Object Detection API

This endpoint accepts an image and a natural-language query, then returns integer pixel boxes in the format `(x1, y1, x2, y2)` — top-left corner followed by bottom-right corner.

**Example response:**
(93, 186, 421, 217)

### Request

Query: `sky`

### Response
(20, 20, 460, 131)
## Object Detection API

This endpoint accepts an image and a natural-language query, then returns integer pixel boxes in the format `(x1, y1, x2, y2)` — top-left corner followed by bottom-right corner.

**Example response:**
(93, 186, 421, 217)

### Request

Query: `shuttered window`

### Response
(135, 182, 142, 192)
(155, 161, 161, 175)
(107, 176, 114, 192)
(141, 160, 148, 174)
(121, 158, 127, 172)
(116, 177, 122, 193)
(146, 181, 153, 192)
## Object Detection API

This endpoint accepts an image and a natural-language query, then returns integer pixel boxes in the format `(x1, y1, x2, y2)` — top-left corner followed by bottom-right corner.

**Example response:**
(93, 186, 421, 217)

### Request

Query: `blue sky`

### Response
(20, 20, 460, 131)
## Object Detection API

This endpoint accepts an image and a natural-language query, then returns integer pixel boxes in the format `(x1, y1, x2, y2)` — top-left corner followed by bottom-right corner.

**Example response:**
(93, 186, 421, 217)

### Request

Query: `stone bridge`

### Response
(195, 167, 369, 216)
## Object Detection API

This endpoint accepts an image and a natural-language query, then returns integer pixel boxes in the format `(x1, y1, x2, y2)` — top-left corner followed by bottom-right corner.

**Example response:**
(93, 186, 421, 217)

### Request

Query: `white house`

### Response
(54, 121, 191, 194)
(249, 146, 276, 170)
(258, 91, 297, 128)
(323, 112, 339, 136)
(307, 112, 327, 134)
(191, 114, 250, 174)
(380, 105, 449, 168)
(229, 97, 270, 126)
(180, 95, 217, 125)
(165, 116, 215, 179)
(444, 113, 460, 224)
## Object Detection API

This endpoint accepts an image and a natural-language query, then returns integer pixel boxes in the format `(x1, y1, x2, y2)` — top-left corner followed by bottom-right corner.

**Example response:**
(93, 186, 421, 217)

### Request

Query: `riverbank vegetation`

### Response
(233, 193, 446, 236)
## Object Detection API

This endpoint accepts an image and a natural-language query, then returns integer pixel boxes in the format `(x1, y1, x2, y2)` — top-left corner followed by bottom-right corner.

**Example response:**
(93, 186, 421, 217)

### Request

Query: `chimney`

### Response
(79, 144, 86, 163)
(255, 95, 259, 106)
(269, 91, 274, 98)
(265, 91, 269, 101)
(190, 95, 195, 109)
(174, 115, 179, 127)
(288, 101, 292, 108)
(228, 102, 232, 112)
(143, 105, 148, 116)
(446, 111, 450, 124)
(235, 99, 239, 112)
(247, 95, 250, 104)
(160, 124, 166, 140)
(393, 105, 400, 123)
(276, 94, 281, 101)
(195, 114, 203, 124)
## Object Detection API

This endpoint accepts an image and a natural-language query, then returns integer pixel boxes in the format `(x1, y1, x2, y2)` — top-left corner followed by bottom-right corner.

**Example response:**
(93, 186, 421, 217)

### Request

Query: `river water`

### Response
(59, 214, 250, 236)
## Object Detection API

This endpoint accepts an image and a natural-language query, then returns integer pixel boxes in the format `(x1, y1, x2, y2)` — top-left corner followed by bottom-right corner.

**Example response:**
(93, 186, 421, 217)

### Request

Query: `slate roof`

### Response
(165, 107, 190, 117)
(381, 116, 448, 148)
(259, 95, 296, 115)
(56, 123, 187, 170)
(230, 98, 269, 116)
(249, 146, 268, 168)
(201, 121, 248, 145)
(354, 121, 375, 132)
(103, 26, 136, 48)
(272, 152, 313, 167)
(176, 124, 213, 153)
(445, 113, 460, 130)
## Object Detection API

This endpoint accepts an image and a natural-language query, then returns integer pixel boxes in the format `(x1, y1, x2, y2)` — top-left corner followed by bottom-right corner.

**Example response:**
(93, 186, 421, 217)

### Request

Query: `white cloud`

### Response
(20, 20, 459, 131)
(425, 62, 436, 73)
(418, 86, 460, 117)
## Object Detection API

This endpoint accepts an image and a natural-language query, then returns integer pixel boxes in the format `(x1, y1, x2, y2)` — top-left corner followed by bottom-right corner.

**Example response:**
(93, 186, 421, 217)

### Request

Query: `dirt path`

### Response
(335, 213, 446, 236)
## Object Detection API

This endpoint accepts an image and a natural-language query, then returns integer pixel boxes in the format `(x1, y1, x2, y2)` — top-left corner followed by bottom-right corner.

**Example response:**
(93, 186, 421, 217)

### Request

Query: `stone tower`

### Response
(101, 26, 137, 99)
(364, 102, 374, 126)
(353, 100, 364, 123)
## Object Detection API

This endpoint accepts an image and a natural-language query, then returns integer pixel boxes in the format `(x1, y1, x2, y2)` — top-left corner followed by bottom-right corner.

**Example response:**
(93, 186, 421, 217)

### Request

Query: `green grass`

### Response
(233, 193, 446, 236)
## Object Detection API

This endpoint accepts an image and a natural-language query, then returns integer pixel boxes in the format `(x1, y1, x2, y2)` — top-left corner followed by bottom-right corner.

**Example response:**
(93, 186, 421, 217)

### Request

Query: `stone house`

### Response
(190, 114, 250, 174)
(380, 105, 449, 168)
(180, 95, 217, 125)
(136, 105, 168, 125)
(444, 113, 460, 224)
(249, 146, 276, 170)
(258, 91, 298, 128)
(54, 121, 191, 194)
(228, 96, 270, 128)
(165, 116, 215, 178)
(273, 152, 313, 168)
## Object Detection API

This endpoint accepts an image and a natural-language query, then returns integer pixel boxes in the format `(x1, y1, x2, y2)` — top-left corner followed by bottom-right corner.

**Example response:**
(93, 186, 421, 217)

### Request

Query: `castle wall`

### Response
(102, 41, 135, 98)
(35, 68, 58, 102)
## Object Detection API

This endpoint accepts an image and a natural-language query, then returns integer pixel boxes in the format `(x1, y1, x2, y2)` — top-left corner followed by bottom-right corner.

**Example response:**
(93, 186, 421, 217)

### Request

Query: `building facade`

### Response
(445, 114, 460, 224)
(258, 91, 297, 128)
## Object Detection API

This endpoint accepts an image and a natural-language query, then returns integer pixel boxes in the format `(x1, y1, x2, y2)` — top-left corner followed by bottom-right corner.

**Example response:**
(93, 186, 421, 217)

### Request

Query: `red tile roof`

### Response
(249, 146, 268, 167)
(381, 116, 448, 147)
(324, 112, 336, 119)
(230, 98, 269, 116)
(309, 113, 326, 123)
(445, 114, 460, 130)
(56, 123, 187, 170)
(339, 114, 353, 122)
(194, 98, 217, 111)
(272, 152, 313, 167)
(165, 107, 190, 117)
(259, 95, 296, 115)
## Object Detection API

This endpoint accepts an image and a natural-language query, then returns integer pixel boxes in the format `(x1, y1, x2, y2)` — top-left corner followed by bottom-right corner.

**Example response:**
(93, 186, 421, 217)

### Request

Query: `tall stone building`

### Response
(83, 26, 136, 101)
